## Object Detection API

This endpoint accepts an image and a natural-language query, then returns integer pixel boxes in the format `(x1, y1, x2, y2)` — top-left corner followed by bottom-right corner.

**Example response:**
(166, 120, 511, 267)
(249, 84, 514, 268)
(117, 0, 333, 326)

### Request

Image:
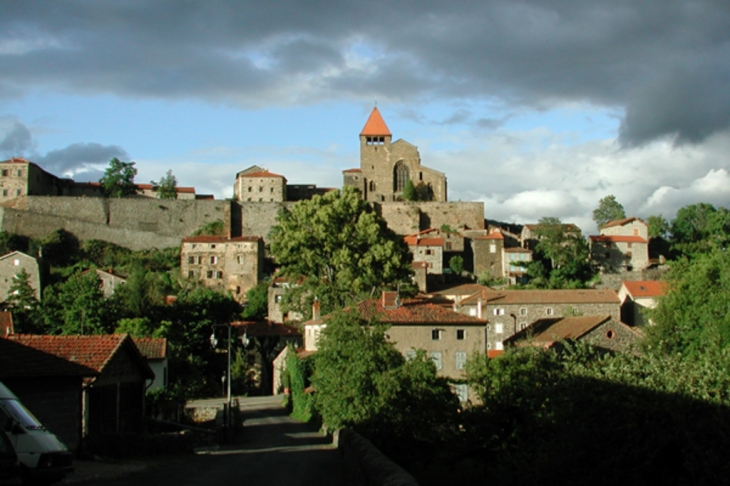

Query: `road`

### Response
(74, 395, 351, 486)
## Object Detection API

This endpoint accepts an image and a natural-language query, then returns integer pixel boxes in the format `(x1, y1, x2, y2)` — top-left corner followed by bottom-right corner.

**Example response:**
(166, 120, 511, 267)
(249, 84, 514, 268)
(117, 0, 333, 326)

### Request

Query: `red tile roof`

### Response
(351, 297, 487, 325)
(590, 235, 648, 244)
(9, 334, 153, 379)
(524, 223, 579, 232)
(0, 337, 98, 378)
(182, 235, 261, 243)
(600, 217, 646, 229)
(462, 288, 620, 306)
(360, 107, 391, 136)
(132, 337, 167, 360)
(238, 170, 285, 179)
(404, 235, 444, 246)
(342, 168, 362, 173)
(622, 280, 668, 298)
(475, 231, 504, 240)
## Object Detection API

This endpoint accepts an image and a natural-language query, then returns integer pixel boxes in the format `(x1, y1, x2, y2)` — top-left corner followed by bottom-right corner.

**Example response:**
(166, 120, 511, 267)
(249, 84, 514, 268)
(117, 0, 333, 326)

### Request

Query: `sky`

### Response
(1, 1, 729, 234)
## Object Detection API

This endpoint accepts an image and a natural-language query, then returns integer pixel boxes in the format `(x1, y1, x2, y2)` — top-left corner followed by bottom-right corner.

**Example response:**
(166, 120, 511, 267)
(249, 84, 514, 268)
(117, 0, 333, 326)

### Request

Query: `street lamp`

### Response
(210, 324, 250, 432)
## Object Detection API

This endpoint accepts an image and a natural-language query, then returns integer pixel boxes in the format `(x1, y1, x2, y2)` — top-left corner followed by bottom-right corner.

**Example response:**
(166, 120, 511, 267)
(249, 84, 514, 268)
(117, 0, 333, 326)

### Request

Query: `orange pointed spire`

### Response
(360, 107, 391, 136)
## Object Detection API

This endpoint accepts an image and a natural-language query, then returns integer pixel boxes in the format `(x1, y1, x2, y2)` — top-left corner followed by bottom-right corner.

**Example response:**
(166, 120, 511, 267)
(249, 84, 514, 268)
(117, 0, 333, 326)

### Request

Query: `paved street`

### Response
(67, 396, 351, 486)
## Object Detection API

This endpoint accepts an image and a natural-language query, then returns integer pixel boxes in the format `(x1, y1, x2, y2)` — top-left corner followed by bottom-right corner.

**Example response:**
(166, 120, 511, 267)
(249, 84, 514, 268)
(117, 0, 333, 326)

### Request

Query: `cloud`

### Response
(1, 1, 728, 145)
(37, 143, 128, 179)
(0, 117, 34, 156)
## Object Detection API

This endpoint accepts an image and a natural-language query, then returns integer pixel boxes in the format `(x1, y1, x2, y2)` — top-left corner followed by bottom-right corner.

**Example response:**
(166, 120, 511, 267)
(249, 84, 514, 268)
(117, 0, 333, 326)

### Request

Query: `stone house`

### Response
(267, 276, 304, 324)
(0, 337, 98, 450)
(343, 107, 447, 203)
(590, 217, 650, 273)
(0, 158, 62, 203)
(93, 269, 127, 298)
(132, 337, 168, 392)
(504, 315, 640, 353)
(8, 334, 154, 439)
(233, 167, 287, 203)
(504, 247, 532, 284)
(618, 280, 668, 327)
(302, 292, 488, 402)
(457, 288, 621, 357)
(404, 233, 443, 274)
(0, 251, 42, 302)
(473, 230, 505, 281)
(180, 235, 264, 301)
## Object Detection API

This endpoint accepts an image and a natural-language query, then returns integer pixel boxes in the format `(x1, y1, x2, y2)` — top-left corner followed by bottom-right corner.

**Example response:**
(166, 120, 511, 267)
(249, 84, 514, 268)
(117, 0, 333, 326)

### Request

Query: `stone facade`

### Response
(0, 251, 42, 302)
(344, 108, 447, 203)
(473, 232, 505, 280)
(590, 217, 650, 273)
(234, 169, 287, 203)
(404, 234, 443, 274)
(180, 235, 264, 301)
(456, 288, 621, 355)
(94, 269, 126, 298)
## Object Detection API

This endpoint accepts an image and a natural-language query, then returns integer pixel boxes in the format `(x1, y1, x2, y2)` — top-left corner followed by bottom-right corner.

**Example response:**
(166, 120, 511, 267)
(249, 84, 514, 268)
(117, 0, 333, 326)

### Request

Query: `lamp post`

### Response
(210, 324, 250, 433)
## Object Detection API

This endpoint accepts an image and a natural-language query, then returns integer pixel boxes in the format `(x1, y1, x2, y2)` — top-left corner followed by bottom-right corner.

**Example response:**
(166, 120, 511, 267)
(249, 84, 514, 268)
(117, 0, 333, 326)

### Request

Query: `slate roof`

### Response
(0, 337, 98, 379)
(360, 107, 391, 136)
(132, 337, 167, 360)
(9, 334, 154, 379)
(590, 235, 648, 244)
(462, 288, 620, 306)
(507, 315, 613, 345)
(622, 280, 668, 298)
(430, 283, 489, 298)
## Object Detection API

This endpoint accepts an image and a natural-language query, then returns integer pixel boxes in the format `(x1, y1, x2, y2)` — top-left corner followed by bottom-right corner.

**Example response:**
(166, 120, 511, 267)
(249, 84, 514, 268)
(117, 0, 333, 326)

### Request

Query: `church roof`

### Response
(360, 107, 391, 136)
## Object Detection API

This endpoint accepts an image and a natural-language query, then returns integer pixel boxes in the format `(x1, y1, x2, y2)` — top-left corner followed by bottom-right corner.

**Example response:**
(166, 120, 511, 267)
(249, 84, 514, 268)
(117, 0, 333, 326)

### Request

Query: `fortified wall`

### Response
(0, 196, 485, 250)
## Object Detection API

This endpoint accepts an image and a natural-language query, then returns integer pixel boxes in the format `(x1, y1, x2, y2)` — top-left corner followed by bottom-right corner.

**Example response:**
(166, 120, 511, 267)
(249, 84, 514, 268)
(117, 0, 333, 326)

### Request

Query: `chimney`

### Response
(478, 300, 483, 319)
(382, 291, 400, 310)
(312, 298, 320, 321)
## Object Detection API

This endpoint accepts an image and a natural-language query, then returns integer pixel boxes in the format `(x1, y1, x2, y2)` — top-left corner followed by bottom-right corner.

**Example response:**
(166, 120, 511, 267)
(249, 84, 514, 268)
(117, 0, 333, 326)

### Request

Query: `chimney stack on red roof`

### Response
(382, 291, 400, 310)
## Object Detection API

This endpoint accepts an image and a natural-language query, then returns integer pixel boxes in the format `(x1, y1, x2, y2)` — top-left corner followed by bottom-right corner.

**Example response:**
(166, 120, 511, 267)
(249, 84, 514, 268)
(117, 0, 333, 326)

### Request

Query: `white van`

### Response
(0, 382, 73, 485)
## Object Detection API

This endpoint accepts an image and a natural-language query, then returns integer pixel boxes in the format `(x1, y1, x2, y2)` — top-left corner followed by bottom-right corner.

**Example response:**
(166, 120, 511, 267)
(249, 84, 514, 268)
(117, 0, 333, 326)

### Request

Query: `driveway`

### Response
(63, 395, 351, 486)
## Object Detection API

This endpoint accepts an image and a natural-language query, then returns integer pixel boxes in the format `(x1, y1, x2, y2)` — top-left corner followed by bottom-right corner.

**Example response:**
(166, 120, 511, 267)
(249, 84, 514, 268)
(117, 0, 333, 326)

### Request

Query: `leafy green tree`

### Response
(242, 281, 268, 320)
(42, 271, 114, 335)
(115, 317, 168, 338)
(36, 229, 80, 267)
(527, 217, 595, 288)
(647, 214, 670, 239)
(402, 179, 416, 201)
(99, 157, 138, 198)
(670, 203, 730, 256)
(153, 170, 178, 199)
(5, 268, 42, 333)
(0, 231, 29, 255)
(414, 182, 433, 201)
(449, 255, 464, 275)
(312, 311, 458, 463)
(269, 186, 412, 315)
(592, 194, 626, 228)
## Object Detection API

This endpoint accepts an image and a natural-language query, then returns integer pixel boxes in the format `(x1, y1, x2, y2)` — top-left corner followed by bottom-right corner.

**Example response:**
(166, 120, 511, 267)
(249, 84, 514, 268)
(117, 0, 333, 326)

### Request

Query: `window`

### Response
(456, 329, 465, 340)
(215, 270, 223, 279)
(490, 244, 496, 253)
(495, 323, 503, 334)
(430, 352, 443, 370)
(248, 187, 252, 192)
(206, 270, 214, 278)
(468, 307, 477, 316)
(1, 190, 6, 197)
(493, 308, 505, 316)
(454, 384, 468, 402)
(210, 256, 218, 264)
(455, 352, 467, 370)
(1, 170, 7, 176)
(275, 294, 283, 303)
(211, 244, 216, 249)
(546, 308, 553, 316)
(270, 187, 274, 193)
(237, 255, 244, 265)
(431, 329, 441, 340)
(633, 228, 639, 236)
(236, 286, 241, 294)
(519, 322, 527, 330)
(520, 307, 527, 316)
(188, 256, 196, 264)
(445, 242, 452, 250)
(495, 341, 503, 351)
(425, 249, 433, 255)
(394, 161, 409, 192)
(15, 189, 20, 196)
(259, 186, 263, 192)
(188, 270, 195, 278)
(16, 170, 22, 177)
(13, 259, 19, 266)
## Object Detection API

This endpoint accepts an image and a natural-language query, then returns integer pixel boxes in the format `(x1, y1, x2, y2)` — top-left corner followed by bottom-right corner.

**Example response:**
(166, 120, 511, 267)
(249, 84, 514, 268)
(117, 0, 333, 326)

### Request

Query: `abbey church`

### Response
(343, 107, 448, 203)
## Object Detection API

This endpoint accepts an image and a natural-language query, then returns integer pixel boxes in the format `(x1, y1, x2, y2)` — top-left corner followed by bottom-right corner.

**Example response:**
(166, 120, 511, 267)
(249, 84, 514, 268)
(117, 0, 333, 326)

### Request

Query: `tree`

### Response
(99, 157, 138, 198)
(592, 195, 626, 228)
(449, 255, 464, 275)
(5, 268, 42, 333)
(669, 203, 730, 256)
(41, 271, 114, 335)
(242, 282, 268, 321)
(527, 217, 595, 288)
(153, 170, 178, 199)
(269, 186, 413, 315)
(647, 214, 670, 239)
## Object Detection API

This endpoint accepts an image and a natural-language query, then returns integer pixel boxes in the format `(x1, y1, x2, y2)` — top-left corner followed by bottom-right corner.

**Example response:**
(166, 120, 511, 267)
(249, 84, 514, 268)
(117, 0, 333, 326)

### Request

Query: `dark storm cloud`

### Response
(0, 119, 34, 155)
(1, 0, 729, 145)
(36, 143, 128, 176)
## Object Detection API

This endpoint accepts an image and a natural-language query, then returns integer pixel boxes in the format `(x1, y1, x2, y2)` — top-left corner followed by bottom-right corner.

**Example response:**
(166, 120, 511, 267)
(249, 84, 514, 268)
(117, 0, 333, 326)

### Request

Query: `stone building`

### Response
(456, 288, 621, 356)
(618, 280, 667, 327)
(0, 251, 42, 302)
(180, 235, 264, 301)
(504, 315, 640, 353)
(233, 167, 287, 203)
(521, 223, 581, 250)
(404, 233, 443, 274)
(473, 231, 505, 281)
(0, 158, 65, 202)
(301, 292, 488, 402)
(267, 276, 304, 324)
(343, 108, 447, 203)
(93, 269, 127, 298)
(590, 217, 649, 273)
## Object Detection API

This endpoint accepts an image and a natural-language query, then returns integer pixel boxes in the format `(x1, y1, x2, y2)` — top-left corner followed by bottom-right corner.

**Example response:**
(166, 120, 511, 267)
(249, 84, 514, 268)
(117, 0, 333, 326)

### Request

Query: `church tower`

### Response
(359, 107, 392, 202)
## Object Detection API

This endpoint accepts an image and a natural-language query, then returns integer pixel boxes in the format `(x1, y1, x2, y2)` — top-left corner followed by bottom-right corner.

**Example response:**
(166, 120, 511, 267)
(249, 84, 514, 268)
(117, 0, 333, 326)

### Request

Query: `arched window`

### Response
(394, 161, 409, 192)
